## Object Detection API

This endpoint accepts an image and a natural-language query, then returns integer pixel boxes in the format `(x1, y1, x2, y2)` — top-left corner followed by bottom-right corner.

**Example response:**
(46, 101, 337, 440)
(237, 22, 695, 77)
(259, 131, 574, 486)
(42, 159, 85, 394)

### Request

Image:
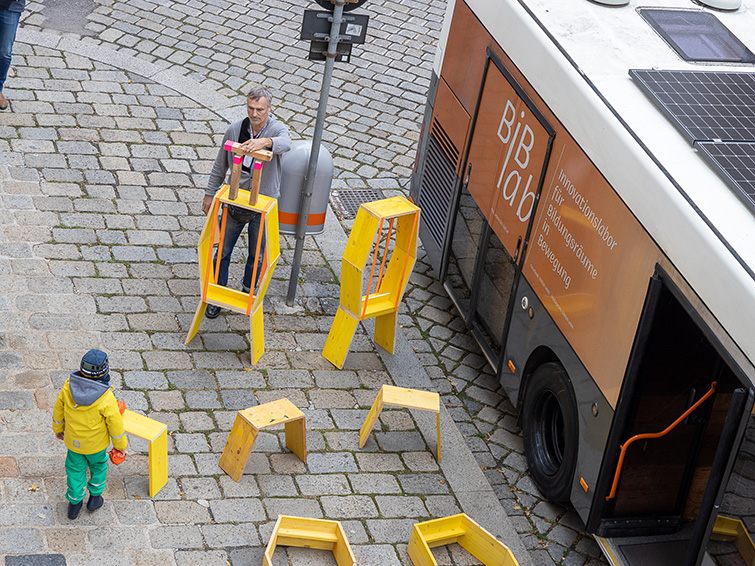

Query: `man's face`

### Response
(247, 96, 270, 130)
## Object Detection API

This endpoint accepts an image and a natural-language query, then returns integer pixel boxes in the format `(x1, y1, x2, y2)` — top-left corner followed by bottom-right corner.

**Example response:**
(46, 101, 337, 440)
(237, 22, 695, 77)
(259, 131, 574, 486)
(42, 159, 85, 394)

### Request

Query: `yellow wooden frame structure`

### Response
(264, 515, 355, 566)
(712, 515, 755, 565)
(219, 398, 306, 482)
(408, 513, 519, 566)
(322, 196, 420, 369)
(122, 409, 168, 497)
(359, 384, 440, 461)
(185, 183, 280, 364)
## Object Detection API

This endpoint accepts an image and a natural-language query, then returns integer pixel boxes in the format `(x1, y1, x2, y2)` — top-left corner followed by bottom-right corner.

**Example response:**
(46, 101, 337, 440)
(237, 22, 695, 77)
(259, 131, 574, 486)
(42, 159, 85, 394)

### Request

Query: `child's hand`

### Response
(55, 432, 64, 441)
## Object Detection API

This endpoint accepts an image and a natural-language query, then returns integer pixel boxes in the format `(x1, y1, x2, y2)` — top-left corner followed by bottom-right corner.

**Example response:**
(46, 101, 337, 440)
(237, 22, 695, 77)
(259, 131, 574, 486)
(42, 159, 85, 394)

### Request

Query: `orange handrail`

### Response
(605, 381, 717, 501)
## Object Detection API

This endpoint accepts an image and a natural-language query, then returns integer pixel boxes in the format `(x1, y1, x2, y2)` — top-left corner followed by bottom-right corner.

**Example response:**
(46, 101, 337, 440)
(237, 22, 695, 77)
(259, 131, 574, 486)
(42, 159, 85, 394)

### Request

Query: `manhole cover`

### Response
(330, 189, 384, 219)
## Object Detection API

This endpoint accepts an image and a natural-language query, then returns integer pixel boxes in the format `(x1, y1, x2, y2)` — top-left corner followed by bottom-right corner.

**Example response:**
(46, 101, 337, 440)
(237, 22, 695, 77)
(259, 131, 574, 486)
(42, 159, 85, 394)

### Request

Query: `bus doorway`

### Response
(590, 272, 754, 566)
(441, 51, 555, 366)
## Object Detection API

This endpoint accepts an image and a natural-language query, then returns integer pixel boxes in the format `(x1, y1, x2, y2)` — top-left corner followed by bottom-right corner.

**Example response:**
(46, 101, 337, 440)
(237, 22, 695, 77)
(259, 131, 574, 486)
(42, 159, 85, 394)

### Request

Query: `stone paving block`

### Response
(180, 477, 221, 500)
(367, 518, 416, 544)
(155, 500, 212, 524)
(294, 474, 350, 496)
(150, 525, 205, 549)
(375, 495, 428, 518)
(209, 498, 265, 524)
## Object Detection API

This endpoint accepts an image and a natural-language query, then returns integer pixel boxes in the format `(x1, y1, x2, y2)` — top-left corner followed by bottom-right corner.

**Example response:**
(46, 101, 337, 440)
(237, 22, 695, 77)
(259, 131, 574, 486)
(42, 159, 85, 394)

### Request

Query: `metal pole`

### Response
(286, 1, 345, 305)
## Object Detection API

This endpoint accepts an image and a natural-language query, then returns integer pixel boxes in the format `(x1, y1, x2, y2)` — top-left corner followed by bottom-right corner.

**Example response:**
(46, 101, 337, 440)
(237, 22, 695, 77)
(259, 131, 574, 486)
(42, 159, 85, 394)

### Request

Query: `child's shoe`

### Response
(68, 501, 83, 519)
(87, 495, 104, 512)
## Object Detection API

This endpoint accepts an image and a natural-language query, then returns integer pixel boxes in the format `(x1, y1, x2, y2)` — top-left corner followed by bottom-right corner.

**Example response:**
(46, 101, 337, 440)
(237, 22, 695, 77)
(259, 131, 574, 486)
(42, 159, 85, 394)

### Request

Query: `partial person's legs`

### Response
(215, 210, 247, 287)
(242, 212, 266, 293)
(0, 9, 21, 108)
(85, 450, 108, 511)
(65, 451, 88, 519)
(207, 208, 247, 318)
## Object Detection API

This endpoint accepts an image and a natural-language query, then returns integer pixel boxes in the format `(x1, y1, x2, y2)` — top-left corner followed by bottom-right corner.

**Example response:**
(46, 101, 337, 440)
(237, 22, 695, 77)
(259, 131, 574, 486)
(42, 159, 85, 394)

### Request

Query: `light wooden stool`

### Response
(219, 398, 306, 482)
(359, 385, 441, 461)
(121, 409, 168, 497)
(264, 515, 355, 566)
(408, 514, 519, 566)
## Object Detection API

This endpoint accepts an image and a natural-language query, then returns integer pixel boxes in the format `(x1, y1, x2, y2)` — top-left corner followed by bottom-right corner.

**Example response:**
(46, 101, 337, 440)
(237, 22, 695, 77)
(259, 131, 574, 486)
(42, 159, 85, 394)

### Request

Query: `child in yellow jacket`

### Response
(53, 349, 128, 519)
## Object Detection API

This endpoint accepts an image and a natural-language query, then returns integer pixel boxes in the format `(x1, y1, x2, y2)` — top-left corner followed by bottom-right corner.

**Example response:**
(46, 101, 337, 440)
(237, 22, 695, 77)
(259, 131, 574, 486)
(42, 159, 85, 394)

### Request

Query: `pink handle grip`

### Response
(254, 162, 263, 170)
(224, 140, 235, 152)
(233, 155, 243, 164)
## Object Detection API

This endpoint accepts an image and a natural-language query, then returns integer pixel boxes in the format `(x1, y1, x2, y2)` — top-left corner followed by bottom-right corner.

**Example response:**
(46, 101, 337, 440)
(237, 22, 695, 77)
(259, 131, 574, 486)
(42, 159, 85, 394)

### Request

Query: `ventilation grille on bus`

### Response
(430, 118, 460, 170)
(418, 132, 457, 249)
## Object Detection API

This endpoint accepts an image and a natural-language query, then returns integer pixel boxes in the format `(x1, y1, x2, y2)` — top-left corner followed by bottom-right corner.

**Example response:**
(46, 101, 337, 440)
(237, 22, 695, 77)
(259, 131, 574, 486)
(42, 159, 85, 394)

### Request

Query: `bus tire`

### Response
(522, 362, 578, 503)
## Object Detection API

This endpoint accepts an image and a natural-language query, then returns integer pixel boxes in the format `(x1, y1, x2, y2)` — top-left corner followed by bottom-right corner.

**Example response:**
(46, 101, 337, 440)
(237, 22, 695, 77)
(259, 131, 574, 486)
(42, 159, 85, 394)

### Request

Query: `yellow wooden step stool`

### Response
(264, 515, 355, 566)
(712, 515, 755, 565)
(322, 196, 420, 369)
(219, 398, 307, 482)
(408, 513, 520, 566)
(359, 384, 441, 461)
(121, 409, 168, 498)
(185, 143, 279, 365)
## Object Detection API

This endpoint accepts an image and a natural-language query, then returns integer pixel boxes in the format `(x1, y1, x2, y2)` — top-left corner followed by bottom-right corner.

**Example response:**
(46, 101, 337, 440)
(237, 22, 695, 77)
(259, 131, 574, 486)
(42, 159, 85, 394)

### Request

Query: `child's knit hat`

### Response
(80, 349, 109, 379)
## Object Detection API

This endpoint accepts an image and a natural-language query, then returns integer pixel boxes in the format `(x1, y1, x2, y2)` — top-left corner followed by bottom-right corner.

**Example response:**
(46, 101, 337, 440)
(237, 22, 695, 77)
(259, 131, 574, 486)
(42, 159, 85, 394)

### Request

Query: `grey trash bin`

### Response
(279, 140, 333, 235)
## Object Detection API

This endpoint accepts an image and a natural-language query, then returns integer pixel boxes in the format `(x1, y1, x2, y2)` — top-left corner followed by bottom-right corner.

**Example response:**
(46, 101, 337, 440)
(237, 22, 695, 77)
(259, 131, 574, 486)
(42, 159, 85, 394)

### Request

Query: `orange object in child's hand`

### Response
(117, 400, 126, 415)
(109, 449, 126, 465)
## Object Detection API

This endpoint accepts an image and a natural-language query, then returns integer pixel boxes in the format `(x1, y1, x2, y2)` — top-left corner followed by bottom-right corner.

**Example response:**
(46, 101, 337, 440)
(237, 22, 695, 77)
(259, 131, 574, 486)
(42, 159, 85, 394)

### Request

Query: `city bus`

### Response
(409, 0, 755, 564)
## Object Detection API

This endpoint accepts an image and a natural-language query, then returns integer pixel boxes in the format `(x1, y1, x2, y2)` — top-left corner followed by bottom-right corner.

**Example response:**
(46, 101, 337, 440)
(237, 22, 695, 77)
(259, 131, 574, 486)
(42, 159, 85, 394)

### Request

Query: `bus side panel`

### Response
(504, 274, 614, 523)
(526, 140, 659, 408)
(437, 0, 661, 408)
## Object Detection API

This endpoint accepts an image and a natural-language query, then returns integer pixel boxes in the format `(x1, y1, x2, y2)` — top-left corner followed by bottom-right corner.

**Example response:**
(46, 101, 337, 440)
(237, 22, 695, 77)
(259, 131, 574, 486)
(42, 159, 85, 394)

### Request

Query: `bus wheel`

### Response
(522, 362, 578, 503)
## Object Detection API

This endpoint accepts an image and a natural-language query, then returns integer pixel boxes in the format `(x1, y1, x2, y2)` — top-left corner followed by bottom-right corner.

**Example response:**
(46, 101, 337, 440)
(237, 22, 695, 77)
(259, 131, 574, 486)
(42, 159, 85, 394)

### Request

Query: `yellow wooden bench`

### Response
(219, 398, 307, 482)
(264, 515, 355, 566)
(408, 513, 519, 566)
(360, 385, 441, 461)
(712, 515, 755, 565)
(121, 409, 168, 497)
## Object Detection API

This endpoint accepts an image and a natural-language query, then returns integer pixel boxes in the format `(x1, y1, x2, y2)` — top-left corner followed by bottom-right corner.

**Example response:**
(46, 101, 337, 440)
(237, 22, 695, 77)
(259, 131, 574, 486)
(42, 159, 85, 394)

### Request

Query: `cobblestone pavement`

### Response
(5, 1, 749, 566)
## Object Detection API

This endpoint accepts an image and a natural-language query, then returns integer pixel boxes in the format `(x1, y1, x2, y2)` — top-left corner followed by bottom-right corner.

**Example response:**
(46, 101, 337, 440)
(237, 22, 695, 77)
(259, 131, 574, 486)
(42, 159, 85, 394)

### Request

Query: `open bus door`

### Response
(589, 273, 755, 566)
(441, 50, 554, 366)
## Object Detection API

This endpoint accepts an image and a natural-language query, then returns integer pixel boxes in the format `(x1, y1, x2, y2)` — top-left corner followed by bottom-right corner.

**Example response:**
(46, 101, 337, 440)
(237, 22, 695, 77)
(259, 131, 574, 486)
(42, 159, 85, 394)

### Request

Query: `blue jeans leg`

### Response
(243, 212, 266, 292)
(214, 210, 247, 288)
(0, 10, 21, 93)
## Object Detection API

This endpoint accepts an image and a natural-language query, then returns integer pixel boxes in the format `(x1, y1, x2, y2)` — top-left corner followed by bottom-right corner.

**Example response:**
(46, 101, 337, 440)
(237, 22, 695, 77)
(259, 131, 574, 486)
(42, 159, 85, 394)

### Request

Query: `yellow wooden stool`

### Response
(185, 142, 280, 364)
(219, 398, 307, 482)
(711, 515, 755, 565)
(359, 384, 441, 461)
(322, 196, 420, 369)
(264, 515, 355, 566)
(408, 514, 520, 566)
(121, 409, 168, 497)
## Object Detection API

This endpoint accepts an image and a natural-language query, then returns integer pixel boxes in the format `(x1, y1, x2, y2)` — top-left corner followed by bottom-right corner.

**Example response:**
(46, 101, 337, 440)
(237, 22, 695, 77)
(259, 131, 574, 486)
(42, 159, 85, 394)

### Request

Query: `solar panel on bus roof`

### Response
(629, 69, 755, 143)
(695, 141, 755, 214)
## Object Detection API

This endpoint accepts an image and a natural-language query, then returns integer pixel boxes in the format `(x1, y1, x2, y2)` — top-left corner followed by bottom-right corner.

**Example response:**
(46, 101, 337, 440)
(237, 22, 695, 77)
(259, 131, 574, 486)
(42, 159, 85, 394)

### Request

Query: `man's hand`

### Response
(56, 432, 64, 441)
(239, 137, 272, 153)
(202, 194, 214, 215)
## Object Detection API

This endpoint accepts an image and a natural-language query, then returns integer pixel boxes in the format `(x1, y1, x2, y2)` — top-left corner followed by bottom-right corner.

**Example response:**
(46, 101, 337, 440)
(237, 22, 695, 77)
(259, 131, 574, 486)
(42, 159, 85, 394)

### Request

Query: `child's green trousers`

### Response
(65, 449, 108, 504)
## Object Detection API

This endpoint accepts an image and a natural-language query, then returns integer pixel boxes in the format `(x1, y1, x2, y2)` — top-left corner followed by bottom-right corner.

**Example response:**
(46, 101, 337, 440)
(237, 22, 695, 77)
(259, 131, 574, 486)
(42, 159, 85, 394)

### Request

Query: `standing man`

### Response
(202, 84, 291, 318)
(0, 0, 24, 110)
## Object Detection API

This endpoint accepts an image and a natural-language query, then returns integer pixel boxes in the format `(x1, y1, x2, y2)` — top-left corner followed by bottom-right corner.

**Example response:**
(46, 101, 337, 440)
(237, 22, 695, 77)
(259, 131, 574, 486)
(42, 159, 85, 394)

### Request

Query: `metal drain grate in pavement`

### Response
(330, 189, 384, 219)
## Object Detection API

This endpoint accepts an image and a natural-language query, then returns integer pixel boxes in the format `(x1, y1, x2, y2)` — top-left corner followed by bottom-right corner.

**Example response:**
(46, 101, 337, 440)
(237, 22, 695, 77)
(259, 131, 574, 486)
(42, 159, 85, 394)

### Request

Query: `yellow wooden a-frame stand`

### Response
(359, 385, 440, 460)
(322, 196, 420, 369)
(408, 514, 519, 566)
(185, 143, 279, 364)
(264, 515, 356, 566)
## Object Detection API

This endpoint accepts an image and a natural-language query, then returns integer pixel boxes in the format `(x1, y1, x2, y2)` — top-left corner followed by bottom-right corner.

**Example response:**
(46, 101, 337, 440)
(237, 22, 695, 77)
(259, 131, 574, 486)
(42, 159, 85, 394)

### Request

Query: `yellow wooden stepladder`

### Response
(360, 384, 441, 461)
(185, 141, 280, 364)
(264, 515, 355, 566)
(322, 196, 420, 369)
(121, 409, 168, 498)
(219, 398, 307, 482)
(408, 513, 520, 566)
